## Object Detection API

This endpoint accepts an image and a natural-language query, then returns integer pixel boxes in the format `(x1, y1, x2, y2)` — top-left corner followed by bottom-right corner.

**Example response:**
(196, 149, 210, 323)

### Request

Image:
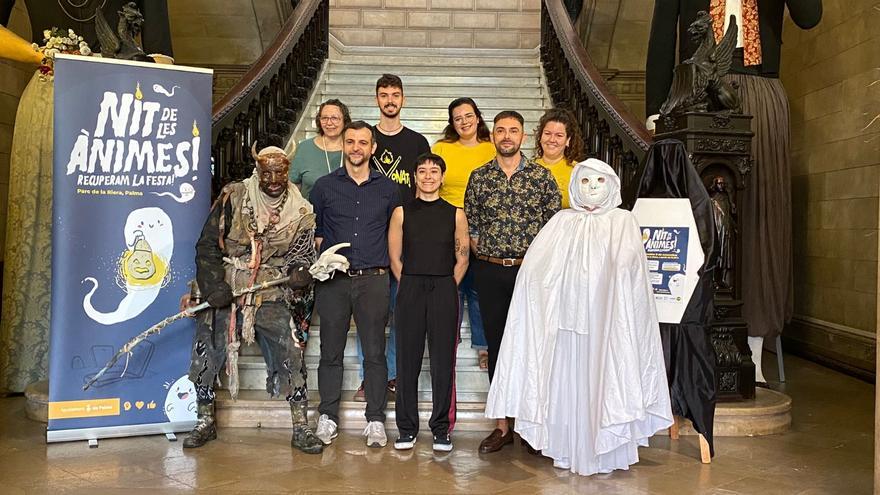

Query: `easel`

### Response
(669, 416, 711, 464)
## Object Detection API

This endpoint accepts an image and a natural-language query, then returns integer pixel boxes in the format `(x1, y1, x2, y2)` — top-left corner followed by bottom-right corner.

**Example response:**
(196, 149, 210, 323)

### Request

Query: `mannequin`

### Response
(631, 139, 718, 463)
(485, 158, 673, 476)
(646, 0, 822, 382)
(0, 0, 173, 393)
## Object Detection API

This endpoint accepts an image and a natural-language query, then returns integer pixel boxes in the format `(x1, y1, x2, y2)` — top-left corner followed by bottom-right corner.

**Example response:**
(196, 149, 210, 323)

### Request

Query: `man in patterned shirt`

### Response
(464, 110, 561, 454)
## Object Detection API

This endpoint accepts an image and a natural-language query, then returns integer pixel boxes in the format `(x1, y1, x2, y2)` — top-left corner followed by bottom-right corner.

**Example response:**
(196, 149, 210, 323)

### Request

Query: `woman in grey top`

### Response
(289, 99, 351, 200)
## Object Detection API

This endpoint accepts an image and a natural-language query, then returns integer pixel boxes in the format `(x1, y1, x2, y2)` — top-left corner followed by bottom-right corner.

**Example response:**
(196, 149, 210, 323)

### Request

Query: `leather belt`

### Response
(476, 255, 523, 267)
(346, 267, 388, 277)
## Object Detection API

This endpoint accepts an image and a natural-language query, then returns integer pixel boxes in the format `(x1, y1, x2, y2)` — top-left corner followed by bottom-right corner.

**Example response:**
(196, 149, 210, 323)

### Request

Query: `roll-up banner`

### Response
(48, 55, 213, 442)
(632, 198, 704, 325)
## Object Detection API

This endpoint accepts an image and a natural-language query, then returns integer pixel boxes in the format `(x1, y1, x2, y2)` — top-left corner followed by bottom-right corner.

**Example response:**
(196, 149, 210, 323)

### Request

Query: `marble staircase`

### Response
(216, 47, 553, 432)
(291, 46, 553, 154)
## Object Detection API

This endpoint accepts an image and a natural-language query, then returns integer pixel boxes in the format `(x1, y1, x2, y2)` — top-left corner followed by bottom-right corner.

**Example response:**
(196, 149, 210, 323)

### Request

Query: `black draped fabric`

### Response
(628, 139, 717, 457)
(0, 0, 173, 57)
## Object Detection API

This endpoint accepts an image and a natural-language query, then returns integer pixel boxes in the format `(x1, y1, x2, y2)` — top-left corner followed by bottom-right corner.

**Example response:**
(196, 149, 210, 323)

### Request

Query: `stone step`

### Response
(310, 94, 547, 110)
(26, 380, 793, 438)
(301, 130, 538, 155)
(321, 83, 545, 98)
(237, 329, 482, 360)
(215, 388, 793, 436)
(215, 389, 495, 432)
(307, 106, 548, 122)
(302, 130, 538, 154)
(328, 50, 541, 68)
(329, 62, 542, 78)
(222, 355, 490, 393)
(327, 73, 541, 87)
(302, 119, 541, 135)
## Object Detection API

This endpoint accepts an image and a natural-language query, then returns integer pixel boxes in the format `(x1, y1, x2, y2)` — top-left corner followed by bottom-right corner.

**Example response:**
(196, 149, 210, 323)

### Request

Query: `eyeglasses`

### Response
(320, 116, 342, 123)
(452, 113, 476, 125)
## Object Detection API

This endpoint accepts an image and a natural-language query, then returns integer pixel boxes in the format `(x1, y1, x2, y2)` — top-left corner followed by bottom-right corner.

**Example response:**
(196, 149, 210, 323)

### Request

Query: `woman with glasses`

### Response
(431, 97, 496, 370)
(289, 99, 351, 200)
(534, 108, 585, 209)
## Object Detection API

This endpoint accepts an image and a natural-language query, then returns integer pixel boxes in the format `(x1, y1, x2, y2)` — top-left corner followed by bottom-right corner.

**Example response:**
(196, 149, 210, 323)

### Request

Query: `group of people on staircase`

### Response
(183, 72, 674, 476)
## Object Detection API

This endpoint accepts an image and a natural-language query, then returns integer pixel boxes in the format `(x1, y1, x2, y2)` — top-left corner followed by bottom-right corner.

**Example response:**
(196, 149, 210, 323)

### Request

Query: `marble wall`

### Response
(780, 0, 879, 375)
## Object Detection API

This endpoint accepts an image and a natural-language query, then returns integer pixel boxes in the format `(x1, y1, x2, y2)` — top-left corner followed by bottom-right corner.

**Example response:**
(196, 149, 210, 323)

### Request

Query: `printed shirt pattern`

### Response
(464, 154, 561, 258)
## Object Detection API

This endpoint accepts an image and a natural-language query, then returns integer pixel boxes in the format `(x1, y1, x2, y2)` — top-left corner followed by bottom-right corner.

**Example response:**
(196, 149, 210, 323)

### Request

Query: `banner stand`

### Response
(47, 420, 197, 445)
(48, 55, 213, 444)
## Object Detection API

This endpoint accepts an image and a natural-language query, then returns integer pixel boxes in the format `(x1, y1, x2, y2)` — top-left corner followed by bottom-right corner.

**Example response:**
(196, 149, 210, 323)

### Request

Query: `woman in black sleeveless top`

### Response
(388, 153, 469, 452)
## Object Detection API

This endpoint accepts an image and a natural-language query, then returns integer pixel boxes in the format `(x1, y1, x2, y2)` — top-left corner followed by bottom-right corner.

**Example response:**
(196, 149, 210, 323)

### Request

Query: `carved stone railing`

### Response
(211, 0, 328, 192)
(540, 0, 653, 190)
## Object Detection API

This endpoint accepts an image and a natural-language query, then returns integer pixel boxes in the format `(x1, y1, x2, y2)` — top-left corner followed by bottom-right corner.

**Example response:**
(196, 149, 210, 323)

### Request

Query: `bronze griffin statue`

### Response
(95, 2, 150, 61)
(659, 12, 741, 117)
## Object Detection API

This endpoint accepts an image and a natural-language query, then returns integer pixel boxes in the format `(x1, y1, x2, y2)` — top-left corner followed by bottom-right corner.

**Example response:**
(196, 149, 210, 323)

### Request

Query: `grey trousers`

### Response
(188, 301, 308, 402)
(315, 272, 390, 423)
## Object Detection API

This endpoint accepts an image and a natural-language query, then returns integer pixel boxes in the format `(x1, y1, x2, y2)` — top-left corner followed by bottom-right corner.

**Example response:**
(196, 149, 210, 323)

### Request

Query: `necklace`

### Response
(56, 0, 108, 22)
(377, 122, 403, 135)
(321, 136, 343, 174)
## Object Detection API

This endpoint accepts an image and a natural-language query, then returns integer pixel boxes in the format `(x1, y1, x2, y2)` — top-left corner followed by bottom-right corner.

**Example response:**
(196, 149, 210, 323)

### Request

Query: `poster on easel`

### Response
(632, 198, 704, 324)
(48, 54, 213, 443)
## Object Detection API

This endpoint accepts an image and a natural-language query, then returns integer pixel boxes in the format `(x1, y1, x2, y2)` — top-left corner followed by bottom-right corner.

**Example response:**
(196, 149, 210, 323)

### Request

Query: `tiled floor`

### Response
(0, 354, 873, 494)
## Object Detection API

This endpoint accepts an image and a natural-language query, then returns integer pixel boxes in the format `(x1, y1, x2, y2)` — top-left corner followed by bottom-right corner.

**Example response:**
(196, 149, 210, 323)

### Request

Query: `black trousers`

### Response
(472, 259, 520, 382)
(316, 272, 390, 423)
(394, 274, 459, 436)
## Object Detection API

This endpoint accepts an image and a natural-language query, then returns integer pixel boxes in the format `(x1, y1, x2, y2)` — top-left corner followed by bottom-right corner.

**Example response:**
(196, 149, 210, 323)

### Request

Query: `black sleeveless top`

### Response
(402, 198, 457, 276)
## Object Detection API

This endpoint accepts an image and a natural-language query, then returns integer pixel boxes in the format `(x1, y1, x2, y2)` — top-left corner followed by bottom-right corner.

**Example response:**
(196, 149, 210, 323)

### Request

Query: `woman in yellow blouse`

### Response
(432, 97, 495, 369)
(534, 108, 585, 209)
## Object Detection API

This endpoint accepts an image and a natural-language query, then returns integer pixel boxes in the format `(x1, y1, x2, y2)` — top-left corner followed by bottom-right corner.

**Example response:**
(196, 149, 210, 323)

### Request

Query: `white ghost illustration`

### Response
(150, 183, 196, 204)
(82, 207, 174, 325)
(164, 375, 197, 422)
(152, 83, 180, 97)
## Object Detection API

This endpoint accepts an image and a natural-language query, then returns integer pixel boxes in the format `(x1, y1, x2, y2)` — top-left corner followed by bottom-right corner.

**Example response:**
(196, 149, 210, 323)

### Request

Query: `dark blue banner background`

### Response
(49, 55, 212, 435)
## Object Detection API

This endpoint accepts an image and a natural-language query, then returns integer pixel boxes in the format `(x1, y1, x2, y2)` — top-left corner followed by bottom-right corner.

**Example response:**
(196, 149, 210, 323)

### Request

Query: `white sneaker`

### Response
(315, 414, 338, 445)
(363, 421, 387, 448)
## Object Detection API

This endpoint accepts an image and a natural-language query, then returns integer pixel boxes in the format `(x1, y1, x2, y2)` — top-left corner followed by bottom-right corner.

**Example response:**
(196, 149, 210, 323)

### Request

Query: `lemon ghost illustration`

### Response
(82, 207, 174, 325)
(125, 232, 156, 280)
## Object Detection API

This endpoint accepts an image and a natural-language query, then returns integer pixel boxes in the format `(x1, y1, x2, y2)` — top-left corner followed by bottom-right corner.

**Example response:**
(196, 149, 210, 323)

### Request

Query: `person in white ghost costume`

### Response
(485, 158, 673, 475)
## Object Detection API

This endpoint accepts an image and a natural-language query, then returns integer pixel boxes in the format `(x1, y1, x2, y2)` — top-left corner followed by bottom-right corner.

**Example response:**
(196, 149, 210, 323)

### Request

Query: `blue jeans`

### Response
(357, 277, 397, 380)
(459, 264, 487, 350)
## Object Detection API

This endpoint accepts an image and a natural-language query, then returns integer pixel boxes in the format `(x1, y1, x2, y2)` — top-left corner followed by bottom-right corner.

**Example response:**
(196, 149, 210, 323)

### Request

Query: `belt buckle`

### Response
(502, 258, 515, 267)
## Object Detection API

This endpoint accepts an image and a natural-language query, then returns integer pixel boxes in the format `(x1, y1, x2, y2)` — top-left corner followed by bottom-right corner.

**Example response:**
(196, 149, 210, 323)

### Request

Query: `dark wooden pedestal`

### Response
(657, 112, 756, 401)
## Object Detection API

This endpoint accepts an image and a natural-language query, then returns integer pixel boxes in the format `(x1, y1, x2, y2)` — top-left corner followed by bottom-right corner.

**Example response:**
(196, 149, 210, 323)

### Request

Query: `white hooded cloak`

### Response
(485, 158, 673, 475)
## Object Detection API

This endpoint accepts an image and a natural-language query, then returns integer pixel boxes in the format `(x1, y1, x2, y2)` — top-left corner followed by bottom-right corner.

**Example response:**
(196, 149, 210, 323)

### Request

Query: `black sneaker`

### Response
(432, 433, 453, 452)
(394, 432, 417, 450)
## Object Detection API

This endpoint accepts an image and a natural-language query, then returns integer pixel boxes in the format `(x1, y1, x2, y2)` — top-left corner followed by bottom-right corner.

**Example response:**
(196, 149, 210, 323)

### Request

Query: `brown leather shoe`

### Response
(479, 428, 514, 454)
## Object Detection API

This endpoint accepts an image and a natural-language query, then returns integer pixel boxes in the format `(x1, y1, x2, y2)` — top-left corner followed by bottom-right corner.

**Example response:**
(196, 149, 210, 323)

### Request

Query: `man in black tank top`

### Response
(388, 153, 470, 452)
